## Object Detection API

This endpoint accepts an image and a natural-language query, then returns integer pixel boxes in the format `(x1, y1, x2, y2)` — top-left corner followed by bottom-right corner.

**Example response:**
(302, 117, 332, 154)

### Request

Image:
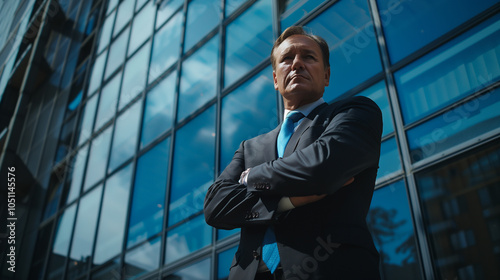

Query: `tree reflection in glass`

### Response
(367, 181, 422, 280)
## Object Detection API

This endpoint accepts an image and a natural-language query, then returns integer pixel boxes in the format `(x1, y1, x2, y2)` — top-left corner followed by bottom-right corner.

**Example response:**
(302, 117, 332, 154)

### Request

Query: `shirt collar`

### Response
(283, 97, 326, 120)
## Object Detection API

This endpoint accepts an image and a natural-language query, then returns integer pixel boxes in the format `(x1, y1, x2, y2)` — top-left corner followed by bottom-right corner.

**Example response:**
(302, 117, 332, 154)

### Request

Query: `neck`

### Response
(284, 97, 321, 111)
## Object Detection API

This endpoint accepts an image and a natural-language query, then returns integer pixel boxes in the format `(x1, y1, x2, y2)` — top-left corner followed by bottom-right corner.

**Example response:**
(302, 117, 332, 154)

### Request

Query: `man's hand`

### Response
(289, 194, 327, 207)
(289, 177, 355, 207)
(239, 168, 251, 185)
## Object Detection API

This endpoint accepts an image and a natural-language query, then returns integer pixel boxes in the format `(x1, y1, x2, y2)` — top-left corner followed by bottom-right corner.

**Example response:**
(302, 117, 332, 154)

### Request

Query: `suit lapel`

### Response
(261, 126, 280, 161)
(283, 117, 312, 157)
(283, 103, 328, 157)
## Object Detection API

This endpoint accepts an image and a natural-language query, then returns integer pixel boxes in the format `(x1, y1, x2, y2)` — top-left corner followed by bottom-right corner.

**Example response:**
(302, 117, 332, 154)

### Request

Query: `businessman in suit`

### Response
(204, 26, 382, 280)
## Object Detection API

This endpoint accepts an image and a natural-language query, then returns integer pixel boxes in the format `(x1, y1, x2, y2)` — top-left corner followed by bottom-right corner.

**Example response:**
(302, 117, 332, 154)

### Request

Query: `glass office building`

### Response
(0, 0, 499, 279)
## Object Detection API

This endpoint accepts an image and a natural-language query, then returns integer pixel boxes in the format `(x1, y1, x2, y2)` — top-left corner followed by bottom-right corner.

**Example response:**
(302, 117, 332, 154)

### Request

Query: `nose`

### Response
(291, 54, 305, 71)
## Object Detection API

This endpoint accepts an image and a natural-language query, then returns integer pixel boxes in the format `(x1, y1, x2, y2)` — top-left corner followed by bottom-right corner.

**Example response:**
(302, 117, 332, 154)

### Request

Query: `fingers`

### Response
(290, 195, 326, 207)
(343, 177, 354, 186)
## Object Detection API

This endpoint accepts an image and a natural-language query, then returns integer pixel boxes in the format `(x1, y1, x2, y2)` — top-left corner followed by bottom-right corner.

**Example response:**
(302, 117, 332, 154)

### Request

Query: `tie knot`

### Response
(286, 111, 304, 123)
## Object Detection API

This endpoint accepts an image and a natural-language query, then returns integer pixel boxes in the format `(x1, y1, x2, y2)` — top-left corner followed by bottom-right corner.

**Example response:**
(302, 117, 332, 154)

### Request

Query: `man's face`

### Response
(273, 35, 330, 109)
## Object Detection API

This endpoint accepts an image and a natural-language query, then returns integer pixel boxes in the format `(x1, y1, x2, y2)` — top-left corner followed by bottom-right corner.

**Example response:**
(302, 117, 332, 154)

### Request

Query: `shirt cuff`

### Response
(239, 168, 250, 185)
(277, 197, 295, 212)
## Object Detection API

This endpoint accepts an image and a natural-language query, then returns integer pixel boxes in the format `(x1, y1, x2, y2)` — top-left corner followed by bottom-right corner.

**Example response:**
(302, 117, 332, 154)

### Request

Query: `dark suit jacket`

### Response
(204, 96, 383, 280)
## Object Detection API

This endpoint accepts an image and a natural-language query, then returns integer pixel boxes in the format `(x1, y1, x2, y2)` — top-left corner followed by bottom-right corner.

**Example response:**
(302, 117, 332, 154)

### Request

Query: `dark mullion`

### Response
(120, 0, 161, 277)
(367, 0, 435, 279)
(158, 0, 189, 276)
(211, 0, 226, 278)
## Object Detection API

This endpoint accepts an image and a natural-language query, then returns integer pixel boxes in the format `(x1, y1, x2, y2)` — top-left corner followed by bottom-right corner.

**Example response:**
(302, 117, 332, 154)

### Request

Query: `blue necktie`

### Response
(277, 111, 304, 157)
(262, 111, 304, 273)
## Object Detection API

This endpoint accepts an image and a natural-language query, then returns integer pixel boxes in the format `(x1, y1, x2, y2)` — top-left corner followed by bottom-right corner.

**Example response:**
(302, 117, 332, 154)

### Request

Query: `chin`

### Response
(286, 84, 310, 94)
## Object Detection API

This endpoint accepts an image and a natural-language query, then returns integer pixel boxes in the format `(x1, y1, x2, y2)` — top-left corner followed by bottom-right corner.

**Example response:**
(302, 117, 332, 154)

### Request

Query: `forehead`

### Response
(276, 35, 322, 55)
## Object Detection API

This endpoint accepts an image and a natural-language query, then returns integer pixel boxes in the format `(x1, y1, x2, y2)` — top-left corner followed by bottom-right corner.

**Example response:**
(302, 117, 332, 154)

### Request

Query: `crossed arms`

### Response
(204, 97, 382, 230)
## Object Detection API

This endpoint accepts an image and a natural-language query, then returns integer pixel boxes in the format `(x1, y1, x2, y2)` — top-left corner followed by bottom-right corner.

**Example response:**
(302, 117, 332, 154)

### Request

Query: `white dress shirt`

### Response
(240, 97, 326, 212)
(239, 97, 326, 272)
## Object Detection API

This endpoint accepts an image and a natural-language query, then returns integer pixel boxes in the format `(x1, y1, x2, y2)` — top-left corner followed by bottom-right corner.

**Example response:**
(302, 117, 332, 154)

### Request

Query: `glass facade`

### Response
(415, 141, 500, 279)
(0, 0, 499, 279)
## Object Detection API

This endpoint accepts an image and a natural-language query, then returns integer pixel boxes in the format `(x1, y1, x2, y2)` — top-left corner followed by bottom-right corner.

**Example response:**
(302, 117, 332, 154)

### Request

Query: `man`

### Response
(204, 26, 382, 280)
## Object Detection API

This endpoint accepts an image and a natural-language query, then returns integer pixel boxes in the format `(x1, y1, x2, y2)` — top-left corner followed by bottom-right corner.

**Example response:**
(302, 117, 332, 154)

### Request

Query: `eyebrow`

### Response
(279, 47, 319, 57)
(301, 49, 318, 56)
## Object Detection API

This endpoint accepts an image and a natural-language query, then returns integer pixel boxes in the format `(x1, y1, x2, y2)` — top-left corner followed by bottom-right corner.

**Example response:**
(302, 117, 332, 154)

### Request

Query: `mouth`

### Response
(287, 73, 309, 84)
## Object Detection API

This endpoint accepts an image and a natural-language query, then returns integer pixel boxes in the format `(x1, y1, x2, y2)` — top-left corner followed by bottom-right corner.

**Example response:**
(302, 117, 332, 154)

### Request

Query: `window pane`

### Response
(156, 0, 183, 29)
(77, 0, 92, 33)
(65, 146, 89, 204)
(165, 258, 211, 280)
(95, 72, 121, 132)
(105, 26, 130, 79)
(56, 116, 76, 164)
(165, 215, 212, 264)
(377, 0, 498, 63)
(224, 0, 273, 87)
(114, 0, 135, 36)
(150, 12, 182, 82)
(184, 0, 221, 52)
(220, 66, 277, 170)
(43, 174, 63, 220)
(141, 70, 176, 147)
(178, 35, 219, 121)
(86, 7, 100, 35)
(128, 138, 170, 248)
(395, 14, 500, 124)
(29, 101, 52, 170)
(377, 137, 401, 181)
(84, 126, 113, 190)
(60, 41, 78, 89)
(357, 80, 394, 137)
(124, 236, 161, 278)
(94, 164, 133, 265)
(280, 0, 325, 29)
(367, 180, 422, 280)
(44, 32, 58, 66)
(120, 41, 151, 109)
(217, 246, 237, 280)
(90, 257, 120, 280)
(54, 37, 70, 68)
(46, 205, 77, 280)
(29, 222, 54, 279)
(128, 1, 155, 55)
(415, 142, 500, 279)
(51, 94, 72, 162)
(217, 228, 240, 241)
(97, 11, 115, 53)
(169, 106, 215, 226)
(306, 0, 382, 101)
(67, 87, 82, 115)
(77, 94, 98, 146)
(136, 0, 148, 11)
(67, 185, 102, 279)
(88, 51, 107, 95)
(67, 0, 80, 19)
(109, 100, 141, 172)
(107, 0, 119, 15)
(407, 89, 500, 163)
(18, 103, 37, 160)
(225, 0, 245, 17)
(18, 125, 34, 165)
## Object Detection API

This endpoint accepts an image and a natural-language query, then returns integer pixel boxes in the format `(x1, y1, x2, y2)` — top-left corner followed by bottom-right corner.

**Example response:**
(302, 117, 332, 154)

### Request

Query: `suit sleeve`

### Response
(247, 97, 382, 197)
(204, 141, 280, 230)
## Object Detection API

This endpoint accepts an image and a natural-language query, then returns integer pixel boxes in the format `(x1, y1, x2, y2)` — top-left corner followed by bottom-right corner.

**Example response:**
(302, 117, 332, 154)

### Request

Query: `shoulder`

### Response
(243, 126, 280, 146)
(315, 96, 382, 135)
(330, 95, 379, 110)
(318, 96, 381, 117)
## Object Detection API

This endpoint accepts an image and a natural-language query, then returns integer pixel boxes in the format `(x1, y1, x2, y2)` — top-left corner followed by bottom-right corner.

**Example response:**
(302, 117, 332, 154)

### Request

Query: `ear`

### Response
(324, 66, 331, 87)
(273, 71, 279, 91)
